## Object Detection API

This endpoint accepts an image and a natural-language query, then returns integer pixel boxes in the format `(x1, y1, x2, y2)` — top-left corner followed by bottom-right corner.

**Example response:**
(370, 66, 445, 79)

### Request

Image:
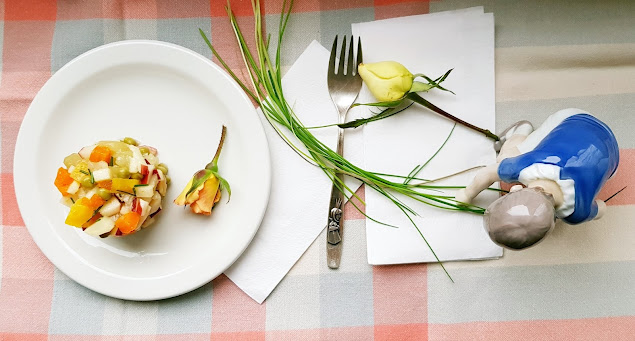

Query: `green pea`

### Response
(166, 175, 171, 185)
(81, 177, 94, 189)
(97, 188, 112, 200)
(113, 167, 130, 179)
(131, 173, 144, 180)
(122, 137, 138, 146)
(139, 146, 150, 155)
(157, 164, 168, 175)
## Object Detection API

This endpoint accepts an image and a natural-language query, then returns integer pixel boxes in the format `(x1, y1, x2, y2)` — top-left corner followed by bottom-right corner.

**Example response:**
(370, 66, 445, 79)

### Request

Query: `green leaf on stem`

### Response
(351, 99, 404, 108)
(185, 170, 212, 198)
(338, 102, 414, 129)
(412, 68, 455, 94)
(409, 81, 435, 93)
(212, 170, 232, 202)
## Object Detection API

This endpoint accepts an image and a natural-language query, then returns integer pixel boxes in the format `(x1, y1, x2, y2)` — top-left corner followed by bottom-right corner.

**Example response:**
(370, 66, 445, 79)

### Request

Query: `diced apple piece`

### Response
(84, 187, 98, 199)
(77, 188, 87, 198)
(157, 178, 167, 197)
(137, 199, 152, 227)
(60, 197, 74, 207)
(93, 161, 109, 170)
(84, 217, 115, 236)
(78, 145, 96, 159)
(99, 197, 121, 217)
(120, 204, 131, 215)
(66, 181, 80, 195)
(128, 145, 144, 173)
(155, 168, 164, 181)
(128, 159, 141, 174)
(145, 153, 158, 165)
(149, 192, 162, 215)
(92, 168, 111, 182)
(131, 197, 143, 214)
(140, 164, 155, 184)
(133, 185, 154, 199)
(145, 174, 158, 190)
(139, 198, 150, 215)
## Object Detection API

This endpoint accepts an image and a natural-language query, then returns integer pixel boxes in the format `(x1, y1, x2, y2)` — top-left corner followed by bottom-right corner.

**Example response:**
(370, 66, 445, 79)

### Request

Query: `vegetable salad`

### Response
(54, 138, 169, 237)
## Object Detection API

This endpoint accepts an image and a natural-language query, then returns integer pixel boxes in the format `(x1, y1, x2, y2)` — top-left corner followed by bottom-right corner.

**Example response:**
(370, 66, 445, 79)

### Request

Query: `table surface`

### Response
(1, 0, 634, 340)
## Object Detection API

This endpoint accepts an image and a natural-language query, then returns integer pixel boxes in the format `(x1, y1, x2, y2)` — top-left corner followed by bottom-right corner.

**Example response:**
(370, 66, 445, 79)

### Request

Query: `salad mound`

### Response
(54, 138, 170, 237)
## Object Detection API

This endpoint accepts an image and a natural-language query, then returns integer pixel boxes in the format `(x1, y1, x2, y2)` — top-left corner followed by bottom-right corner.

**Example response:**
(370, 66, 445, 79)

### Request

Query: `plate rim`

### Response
(13, 40, 272, 300)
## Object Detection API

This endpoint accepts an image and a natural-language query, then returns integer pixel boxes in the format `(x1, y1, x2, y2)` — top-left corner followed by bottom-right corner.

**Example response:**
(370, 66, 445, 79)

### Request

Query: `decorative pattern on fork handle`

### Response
(327, 197, 343, 269)
(327, 198, 343, 245)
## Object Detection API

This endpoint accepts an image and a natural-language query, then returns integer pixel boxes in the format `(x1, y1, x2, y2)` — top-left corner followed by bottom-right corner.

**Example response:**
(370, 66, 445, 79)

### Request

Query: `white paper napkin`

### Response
(352, 8, 504, 264)
(224, 41, 364, 303)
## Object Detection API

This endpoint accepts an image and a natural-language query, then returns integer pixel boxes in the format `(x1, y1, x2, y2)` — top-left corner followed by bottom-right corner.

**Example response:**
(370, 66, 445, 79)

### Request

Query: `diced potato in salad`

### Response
(54, 138, 170, 237)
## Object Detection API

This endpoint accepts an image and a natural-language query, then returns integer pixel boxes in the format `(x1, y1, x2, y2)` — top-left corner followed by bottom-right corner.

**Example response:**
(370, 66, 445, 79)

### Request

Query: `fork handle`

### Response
(326, 128, 345, 269)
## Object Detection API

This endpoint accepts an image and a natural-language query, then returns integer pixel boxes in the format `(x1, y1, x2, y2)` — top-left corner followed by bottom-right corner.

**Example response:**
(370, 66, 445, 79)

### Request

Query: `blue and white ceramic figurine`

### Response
(456, 108, 620, 250)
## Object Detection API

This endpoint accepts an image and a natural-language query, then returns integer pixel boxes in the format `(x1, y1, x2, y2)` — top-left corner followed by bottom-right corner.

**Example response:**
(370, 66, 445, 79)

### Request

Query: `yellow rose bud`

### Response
(358, 61, 414, 102)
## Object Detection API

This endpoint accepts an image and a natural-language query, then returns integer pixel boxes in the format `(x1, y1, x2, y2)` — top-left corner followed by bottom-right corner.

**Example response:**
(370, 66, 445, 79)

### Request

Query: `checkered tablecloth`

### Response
(1, 0, 634, 340)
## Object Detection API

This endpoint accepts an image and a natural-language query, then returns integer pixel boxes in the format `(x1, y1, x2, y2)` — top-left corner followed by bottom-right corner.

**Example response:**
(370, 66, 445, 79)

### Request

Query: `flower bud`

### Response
(173, 125, 229, 215)
(358, 61, 414, 102)
(174, 170, 222, 215)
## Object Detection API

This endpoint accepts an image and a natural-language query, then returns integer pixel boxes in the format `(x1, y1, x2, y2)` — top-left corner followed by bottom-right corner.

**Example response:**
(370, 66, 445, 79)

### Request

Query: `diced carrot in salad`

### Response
(115, 212, 141, 235)
(56, 138, 169, 237)
(77, 195, 105, 210)
(54, 167, 75, 196)
(97, 180, 112, 190)
(89, 145, 112, 163)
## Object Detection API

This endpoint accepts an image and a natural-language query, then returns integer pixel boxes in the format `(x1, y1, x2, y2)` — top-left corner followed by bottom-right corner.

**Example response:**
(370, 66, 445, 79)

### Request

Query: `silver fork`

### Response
(326, 35, 363, 269)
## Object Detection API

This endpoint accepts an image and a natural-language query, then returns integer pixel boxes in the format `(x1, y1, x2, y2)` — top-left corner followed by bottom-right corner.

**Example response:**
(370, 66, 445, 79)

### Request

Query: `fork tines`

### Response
(329, 35, 363, 77)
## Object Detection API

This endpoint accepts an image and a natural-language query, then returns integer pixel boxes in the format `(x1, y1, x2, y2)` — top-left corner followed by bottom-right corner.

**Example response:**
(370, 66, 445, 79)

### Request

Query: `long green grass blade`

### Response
(404, 123, 456, 185)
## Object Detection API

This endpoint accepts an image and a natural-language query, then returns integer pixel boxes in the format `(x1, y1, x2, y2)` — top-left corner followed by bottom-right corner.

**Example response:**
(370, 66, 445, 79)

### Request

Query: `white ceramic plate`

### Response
(14, 40, 271, 300)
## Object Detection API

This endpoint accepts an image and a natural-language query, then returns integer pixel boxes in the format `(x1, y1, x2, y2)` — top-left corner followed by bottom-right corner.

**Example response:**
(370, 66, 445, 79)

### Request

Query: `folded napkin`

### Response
(352, 8, 503, 264)
(224, 41, 363, 303)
